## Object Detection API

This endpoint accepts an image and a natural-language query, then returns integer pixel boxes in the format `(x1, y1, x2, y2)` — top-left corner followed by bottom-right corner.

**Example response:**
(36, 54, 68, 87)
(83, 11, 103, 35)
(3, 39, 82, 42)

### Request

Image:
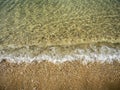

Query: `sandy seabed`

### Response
(0, 60, 120, 90)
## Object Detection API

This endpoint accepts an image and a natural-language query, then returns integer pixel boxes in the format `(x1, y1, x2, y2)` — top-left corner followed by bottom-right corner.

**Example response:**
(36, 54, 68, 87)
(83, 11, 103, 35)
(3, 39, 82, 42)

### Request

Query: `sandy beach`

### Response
(0, 60, 120, 90)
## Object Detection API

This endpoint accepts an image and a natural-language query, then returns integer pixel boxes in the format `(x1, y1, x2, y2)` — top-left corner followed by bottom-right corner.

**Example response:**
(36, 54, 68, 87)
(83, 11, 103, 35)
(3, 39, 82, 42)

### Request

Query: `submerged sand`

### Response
(0, 0, 120, 48)
(0, 61, 120, 90)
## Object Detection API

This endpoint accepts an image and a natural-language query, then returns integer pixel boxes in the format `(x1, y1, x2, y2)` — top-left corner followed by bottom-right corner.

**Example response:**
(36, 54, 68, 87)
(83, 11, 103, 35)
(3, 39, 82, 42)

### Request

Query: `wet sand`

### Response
(0, 60, 120, 90)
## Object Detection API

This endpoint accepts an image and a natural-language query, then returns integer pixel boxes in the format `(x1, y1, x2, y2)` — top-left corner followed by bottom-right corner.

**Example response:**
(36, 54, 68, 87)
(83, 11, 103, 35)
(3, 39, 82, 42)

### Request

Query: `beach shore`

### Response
(0, 60, 120, 90)
(0, 0, 120, 90)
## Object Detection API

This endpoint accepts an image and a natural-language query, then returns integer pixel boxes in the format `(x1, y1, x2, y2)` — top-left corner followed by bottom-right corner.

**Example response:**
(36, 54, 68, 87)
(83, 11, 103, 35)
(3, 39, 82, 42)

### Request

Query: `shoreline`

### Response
(0, 0, 120, 90)
(0, 43, 120, 64)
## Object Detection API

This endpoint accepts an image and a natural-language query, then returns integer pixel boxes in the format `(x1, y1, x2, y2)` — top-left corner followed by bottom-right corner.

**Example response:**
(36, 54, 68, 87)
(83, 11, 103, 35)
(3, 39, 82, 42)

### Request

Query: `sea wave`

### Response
(0, 44, 120, 64)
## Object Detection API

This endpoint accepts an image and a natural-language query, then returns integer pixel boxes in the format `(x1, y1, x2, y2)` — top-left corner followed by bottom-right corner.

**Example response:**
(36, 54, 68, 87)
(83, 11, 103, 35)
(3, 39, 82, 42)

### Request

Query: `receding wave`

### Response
(0, 43, 120, 64)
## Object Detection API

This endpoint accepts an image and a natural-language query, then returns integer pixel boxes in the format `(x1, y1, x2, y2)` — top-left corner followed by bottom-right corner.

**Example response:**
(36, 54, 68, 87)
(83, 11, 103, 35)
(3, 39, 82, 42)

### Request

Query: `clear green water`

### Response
(0, 0, 120, 63)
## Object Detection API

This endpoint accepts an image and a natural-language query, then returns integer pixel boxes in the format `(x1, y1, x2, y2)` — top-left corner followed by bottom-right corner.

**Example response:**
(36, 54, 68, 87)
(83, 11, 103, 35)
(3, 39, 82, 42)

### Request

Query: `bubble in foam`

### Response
(0, 45, 120, 64)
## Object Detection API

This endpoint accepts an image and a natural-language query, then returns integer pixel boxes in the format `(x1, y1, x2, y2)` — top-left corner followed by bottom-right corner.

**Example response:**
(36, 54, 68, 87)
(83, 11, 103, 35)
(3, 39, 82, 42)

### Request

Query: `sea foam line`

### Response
(0, 45, 120, 64)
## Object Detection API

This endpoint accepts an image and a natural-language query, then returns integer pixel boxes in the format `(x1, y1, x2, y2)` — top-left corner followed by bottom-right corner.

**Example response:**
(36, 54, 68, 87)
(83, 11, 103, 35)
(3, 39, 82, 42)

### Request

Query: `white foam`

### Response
(0, 45, 120, 64)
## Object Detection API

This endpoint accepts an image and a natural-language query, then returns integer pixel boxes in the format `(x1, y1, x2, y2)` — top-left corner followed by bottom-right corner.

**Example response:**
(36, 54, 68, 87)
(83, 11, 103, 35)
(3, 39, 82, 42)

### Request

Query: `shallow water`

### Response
(0, 0, 120, 63)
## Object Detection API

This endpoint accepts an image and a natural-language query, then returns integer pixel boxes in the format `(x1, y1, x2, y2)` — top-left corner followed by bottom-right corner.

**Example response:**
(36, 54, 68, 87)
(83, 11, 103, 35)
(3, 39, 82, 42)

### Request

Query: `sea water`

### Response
(0, 0, 120, 64)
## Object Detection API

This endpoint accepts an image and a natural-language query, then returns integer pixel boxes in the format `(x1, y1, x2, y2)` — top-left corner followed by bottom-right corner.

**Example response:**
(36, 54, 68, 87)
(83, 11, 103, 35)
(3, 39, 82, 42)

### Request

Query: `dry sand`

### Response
(0, 60, 120, 90)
